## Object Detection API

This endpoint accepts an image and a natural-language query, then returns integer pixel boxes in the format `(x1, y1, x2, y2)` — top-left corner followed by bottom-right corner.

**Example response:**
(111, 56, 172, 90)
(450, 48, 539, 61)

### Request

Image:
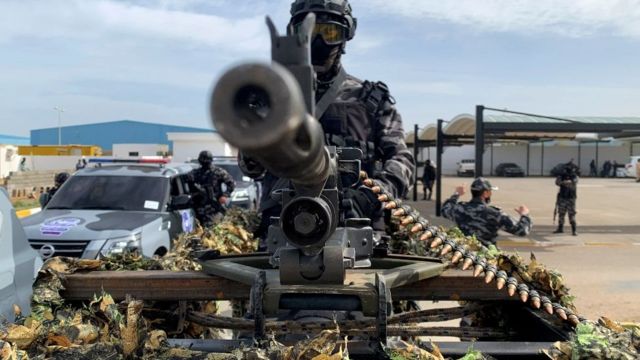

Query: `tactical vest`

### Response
(319, 80, 392, 176)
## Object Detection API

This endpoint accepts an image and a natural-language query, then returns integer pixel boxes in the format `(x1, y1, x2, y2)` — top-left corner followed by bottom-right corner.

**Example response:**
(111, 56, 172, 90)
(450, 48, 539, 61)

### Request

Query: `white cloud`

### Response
(0, 0, 270, 52)
(362, 0, 640, 38)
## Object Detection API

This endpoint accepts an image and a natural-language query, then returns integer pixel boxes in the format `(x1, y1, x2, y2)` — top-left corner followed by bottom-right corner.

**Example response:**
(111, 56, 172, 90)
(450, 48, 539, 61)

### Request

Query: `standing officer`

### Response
(189, 150, 236, 227)
(245, 0, 415, 246)
(553, 165, 578, 235)
(39, 172, 70, 208)
(421, 160, 436, 200)
(441, 178, 531, 246)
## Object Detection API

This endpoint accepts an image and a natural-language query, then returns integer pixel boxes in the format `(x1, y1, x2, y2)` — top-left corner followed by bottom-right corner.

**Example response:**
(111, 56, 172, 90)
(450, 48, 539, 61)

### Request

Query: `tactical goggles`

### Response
(294, 21, 349, 45)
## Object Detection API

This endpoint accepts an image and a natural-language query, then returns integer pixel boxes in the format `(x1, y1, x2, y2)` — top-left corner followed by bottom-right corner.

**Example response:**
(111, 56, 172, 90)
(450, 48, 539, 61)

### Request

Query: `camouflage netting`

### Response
(1, 207, 638, 359)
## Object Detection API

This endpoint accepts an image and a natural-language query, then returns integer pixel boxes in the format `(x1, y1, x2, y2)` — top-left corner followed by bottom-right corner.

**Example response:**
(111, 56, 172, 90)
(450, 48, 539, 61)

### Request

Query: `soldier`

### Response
(188, 150, 235, 227)
(421, 159, 436, 200)
(442, 178, 531, 246)
(39, 172, 70, 208)
(553, 165, 578, 235)
(244, 0, 415, 248)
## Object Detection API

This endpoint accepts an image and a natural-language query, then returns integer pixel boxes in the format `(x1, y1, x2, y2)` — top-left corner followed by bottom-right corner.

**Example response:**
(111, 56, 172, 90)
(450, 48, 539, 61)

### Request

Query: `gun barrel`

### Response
(210, 62, 329, 186)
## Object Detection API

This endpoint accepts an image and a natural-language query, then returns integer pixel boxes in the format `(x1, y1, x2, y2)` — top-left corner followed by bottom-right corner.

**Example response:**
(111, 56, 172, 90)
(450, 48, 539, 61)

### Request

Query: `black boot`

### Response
(553, 224, 564, 234)
(571, 223, 577, 236)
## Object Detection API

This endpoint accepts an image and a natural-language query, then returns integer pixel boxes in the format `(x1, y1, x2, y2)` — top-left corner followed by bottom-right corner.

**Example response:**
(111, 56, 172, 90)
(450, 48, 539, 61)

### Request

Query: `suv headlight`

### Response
(100, 233, 142, 257)
(232, 190, 250, 201)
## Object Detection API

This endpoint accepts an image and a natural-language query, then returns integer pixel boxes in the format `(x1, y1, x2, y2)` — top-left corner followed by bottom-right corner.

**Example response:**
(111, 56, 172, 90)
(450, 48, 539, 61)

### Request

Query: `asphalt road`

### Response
(408, 176, 640, 322)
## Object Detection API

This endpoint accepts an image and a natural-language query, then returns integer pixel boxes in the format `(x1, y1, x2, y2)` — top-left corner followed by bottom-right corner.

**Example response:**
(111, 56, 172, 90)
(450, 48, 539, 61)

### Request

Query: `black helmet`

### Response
(198, 150, 213, 167)
(289, 0, 357, 43)
(55, 172, 70, 187)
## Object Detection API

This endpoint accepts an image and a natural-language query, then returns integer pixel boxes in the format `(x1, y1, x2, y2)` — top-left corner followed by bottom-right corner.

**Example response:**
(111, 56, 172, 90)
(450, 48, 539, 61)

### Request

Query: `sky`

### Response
(1, 0, 640, 137)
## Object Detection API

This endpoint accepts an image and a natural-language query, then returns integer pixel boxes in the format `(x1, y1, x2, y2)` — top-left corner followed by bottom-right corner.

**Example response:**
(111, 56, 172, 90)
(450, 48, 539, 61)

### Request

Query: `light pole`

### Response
(53, 106, 64, 145)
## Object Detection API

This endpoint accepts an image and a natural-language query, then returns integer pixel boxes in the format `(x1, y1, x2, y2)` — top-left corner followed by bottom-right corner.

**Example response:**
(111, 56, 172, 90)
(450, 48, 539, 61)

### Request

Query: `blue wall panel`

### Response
(30, 120, 214, 150)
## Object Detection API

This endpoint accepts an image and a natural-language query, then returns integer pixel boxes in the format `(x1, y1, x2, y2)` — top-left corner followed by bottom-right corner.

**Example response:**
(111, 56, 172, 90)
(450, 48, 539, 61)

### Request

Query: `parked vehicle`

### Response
(456, 159, 475, 177)
(624, 156, 640, 178)
(495, 163, 525, 177)
(22, 158, 196, 260)
(0, 188, 42, 320)
(212, 157, 260, 210)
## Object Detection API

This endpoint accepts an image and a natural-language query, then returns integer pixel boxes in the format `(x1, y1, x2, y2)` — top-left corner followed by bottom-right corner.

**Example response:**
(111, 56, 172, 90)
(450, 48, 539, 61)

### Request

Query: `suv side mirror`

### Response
(170, 194, 191, 210)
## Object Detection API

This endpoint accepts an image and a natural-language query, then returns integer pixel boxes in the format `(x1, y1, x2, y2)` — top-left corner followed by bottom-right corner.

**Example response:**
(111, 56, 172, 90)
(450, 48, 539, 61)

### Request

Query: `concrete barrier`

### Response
(4, 169, 74, 200)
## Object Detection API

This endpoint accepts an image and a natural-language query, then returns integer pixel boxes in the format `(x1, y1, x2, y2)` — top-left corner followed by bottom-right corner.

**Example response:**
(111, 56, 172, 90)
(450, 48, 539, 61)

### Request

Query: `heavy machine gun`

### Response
(204, 14, 445, 343)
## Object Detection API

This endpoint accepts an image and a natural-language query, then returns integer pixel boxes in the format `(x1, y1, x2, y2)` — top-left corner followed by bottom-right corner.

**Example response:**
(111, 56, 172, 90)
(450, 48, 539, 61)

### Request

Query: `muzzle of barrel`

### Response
(210, 62, 329, 187)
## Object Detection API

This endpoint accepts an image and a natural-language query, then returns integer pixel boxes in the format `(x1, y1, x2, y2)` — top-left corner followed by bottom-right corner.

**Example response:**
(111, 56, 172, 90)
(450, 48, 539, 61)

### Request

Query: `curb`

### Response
(16, 207, 41, 218)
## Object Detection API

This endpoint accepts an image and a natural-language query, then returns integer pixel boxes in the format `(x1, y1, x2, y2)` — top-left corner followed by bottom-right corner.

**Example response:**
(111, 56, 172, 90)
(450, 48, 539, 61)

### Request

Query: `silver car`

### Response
(0, 188, 41, 320)
(22, 162, 197, 260)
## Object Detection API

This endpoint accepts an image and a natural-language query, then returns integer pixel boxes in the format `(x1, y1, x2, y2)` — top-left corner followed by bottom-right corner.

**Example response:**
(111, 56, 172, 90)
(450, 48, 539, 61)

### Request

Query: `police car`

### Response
(21, 158, 197, 260)
(0, 188, 41, 320)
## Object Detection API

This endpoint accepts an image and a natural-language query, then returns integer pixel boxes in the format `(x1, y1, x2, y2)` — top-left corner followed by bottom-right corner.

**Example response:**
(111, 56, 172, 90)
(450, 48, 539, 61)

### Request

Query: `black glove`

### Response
(343, 186, 382, 220)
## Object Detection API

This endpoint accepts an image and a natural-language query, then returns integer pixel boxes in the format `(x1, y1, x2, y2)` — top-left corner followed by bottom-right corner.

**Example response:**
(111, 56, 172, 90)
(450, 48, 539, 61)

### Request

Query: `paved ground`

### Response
(408, 176, 640, 322)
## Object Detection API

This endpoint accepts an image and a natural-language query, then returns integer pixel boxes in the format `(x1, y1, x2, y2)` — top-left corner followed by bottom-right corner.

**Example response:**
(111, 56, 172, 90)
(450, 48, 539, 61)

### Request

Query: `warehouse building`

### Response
(30, 120, 214, 152)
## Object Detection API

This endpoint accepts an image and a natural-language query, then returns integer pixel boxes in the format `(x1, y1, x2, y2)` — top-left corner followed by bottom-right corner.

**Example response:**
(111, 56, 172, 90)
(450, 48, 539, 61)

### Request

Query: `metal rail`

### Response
(60, 269, 517, 302)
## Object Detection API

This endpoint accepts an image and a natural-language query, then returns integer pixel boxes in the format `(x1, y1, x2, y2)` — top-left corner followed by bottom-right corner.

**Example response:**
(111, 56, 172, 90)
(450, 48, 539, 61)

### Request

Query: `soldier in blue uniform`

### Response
(188, 150, 235, 227)
(442, 178, 532, 246)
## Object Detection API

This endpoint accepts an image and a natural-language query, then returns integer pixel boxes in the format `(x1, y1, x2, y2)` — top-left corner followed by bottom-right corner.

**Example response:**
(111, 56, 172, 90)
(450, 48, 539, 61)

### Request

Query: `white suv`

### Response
(457, 159, 475, 177)
(625, 156, 640, 178)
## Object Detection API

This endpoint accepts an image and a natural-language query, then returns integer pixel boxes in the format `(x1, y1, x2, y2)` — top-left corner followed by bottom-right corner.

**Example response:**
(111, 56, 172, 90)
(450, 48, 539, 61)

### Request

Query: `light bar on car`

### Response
(88, 157, 170, 164)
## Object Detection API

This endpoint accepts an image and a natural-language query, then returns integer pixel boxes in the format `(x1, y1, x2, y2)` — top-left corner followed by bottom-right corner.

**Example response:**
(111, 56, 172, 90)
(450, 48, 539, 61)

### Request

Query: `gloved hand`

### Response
(343, 185, 382, 220)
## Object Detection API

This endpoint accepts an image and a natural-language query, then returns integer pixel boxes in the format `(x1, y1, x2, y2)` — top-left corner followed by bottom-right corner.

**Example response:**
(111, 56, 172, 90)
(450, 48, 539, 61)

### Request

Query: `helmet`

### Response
(470, 177, 498, 192)
(289, 0, 357, 43)
(198, 150, 213, 167)
(55, 172, 70, 187)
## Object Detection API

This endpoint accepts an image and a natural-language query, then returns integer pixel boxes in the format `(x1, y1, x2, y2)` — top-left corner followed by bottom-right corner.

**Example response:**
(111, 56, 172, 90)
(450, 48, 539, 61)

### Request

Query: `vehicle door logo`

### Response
(179, 210, 194, 233)
(38, 244, 56, 259)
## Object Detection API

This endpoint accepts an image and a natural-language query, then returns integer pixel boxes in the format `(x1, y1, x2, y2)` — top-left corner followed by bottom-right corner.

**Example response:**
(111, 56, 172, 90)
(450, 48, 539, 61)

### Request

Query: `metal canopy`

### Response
(407, 108, 640, 216)
(474, 106, 640, 176)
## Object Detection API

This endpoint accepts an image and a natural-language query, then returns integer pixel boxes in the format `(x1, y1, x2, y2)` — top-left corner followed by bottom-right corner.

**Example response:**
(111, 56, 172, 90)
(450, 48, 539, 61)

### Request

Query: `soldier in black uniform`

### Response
(554, 165, 578, 236)
(39, 172, 70, 208)
(421, 160, 436, 200)
(188, 150, 235, 227)
(244, 0, 415, 248)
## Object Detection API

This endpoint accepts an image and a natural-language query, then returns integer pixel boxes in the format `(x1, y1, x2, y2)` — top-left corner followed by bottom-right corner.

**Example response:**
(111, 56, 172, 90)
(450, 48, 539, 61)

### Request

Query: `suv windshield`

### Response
(46, 176, 169, 212)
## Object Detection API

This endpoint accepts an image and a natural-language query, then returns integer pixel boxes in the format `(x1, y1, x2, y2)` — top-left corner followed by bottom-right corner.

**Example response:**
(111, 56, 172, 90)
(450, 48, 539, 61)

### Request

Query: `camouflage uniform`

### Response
(555, 173, 578, 234)
(442, 194, 532, 246)
(188, 165, 235, 227)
